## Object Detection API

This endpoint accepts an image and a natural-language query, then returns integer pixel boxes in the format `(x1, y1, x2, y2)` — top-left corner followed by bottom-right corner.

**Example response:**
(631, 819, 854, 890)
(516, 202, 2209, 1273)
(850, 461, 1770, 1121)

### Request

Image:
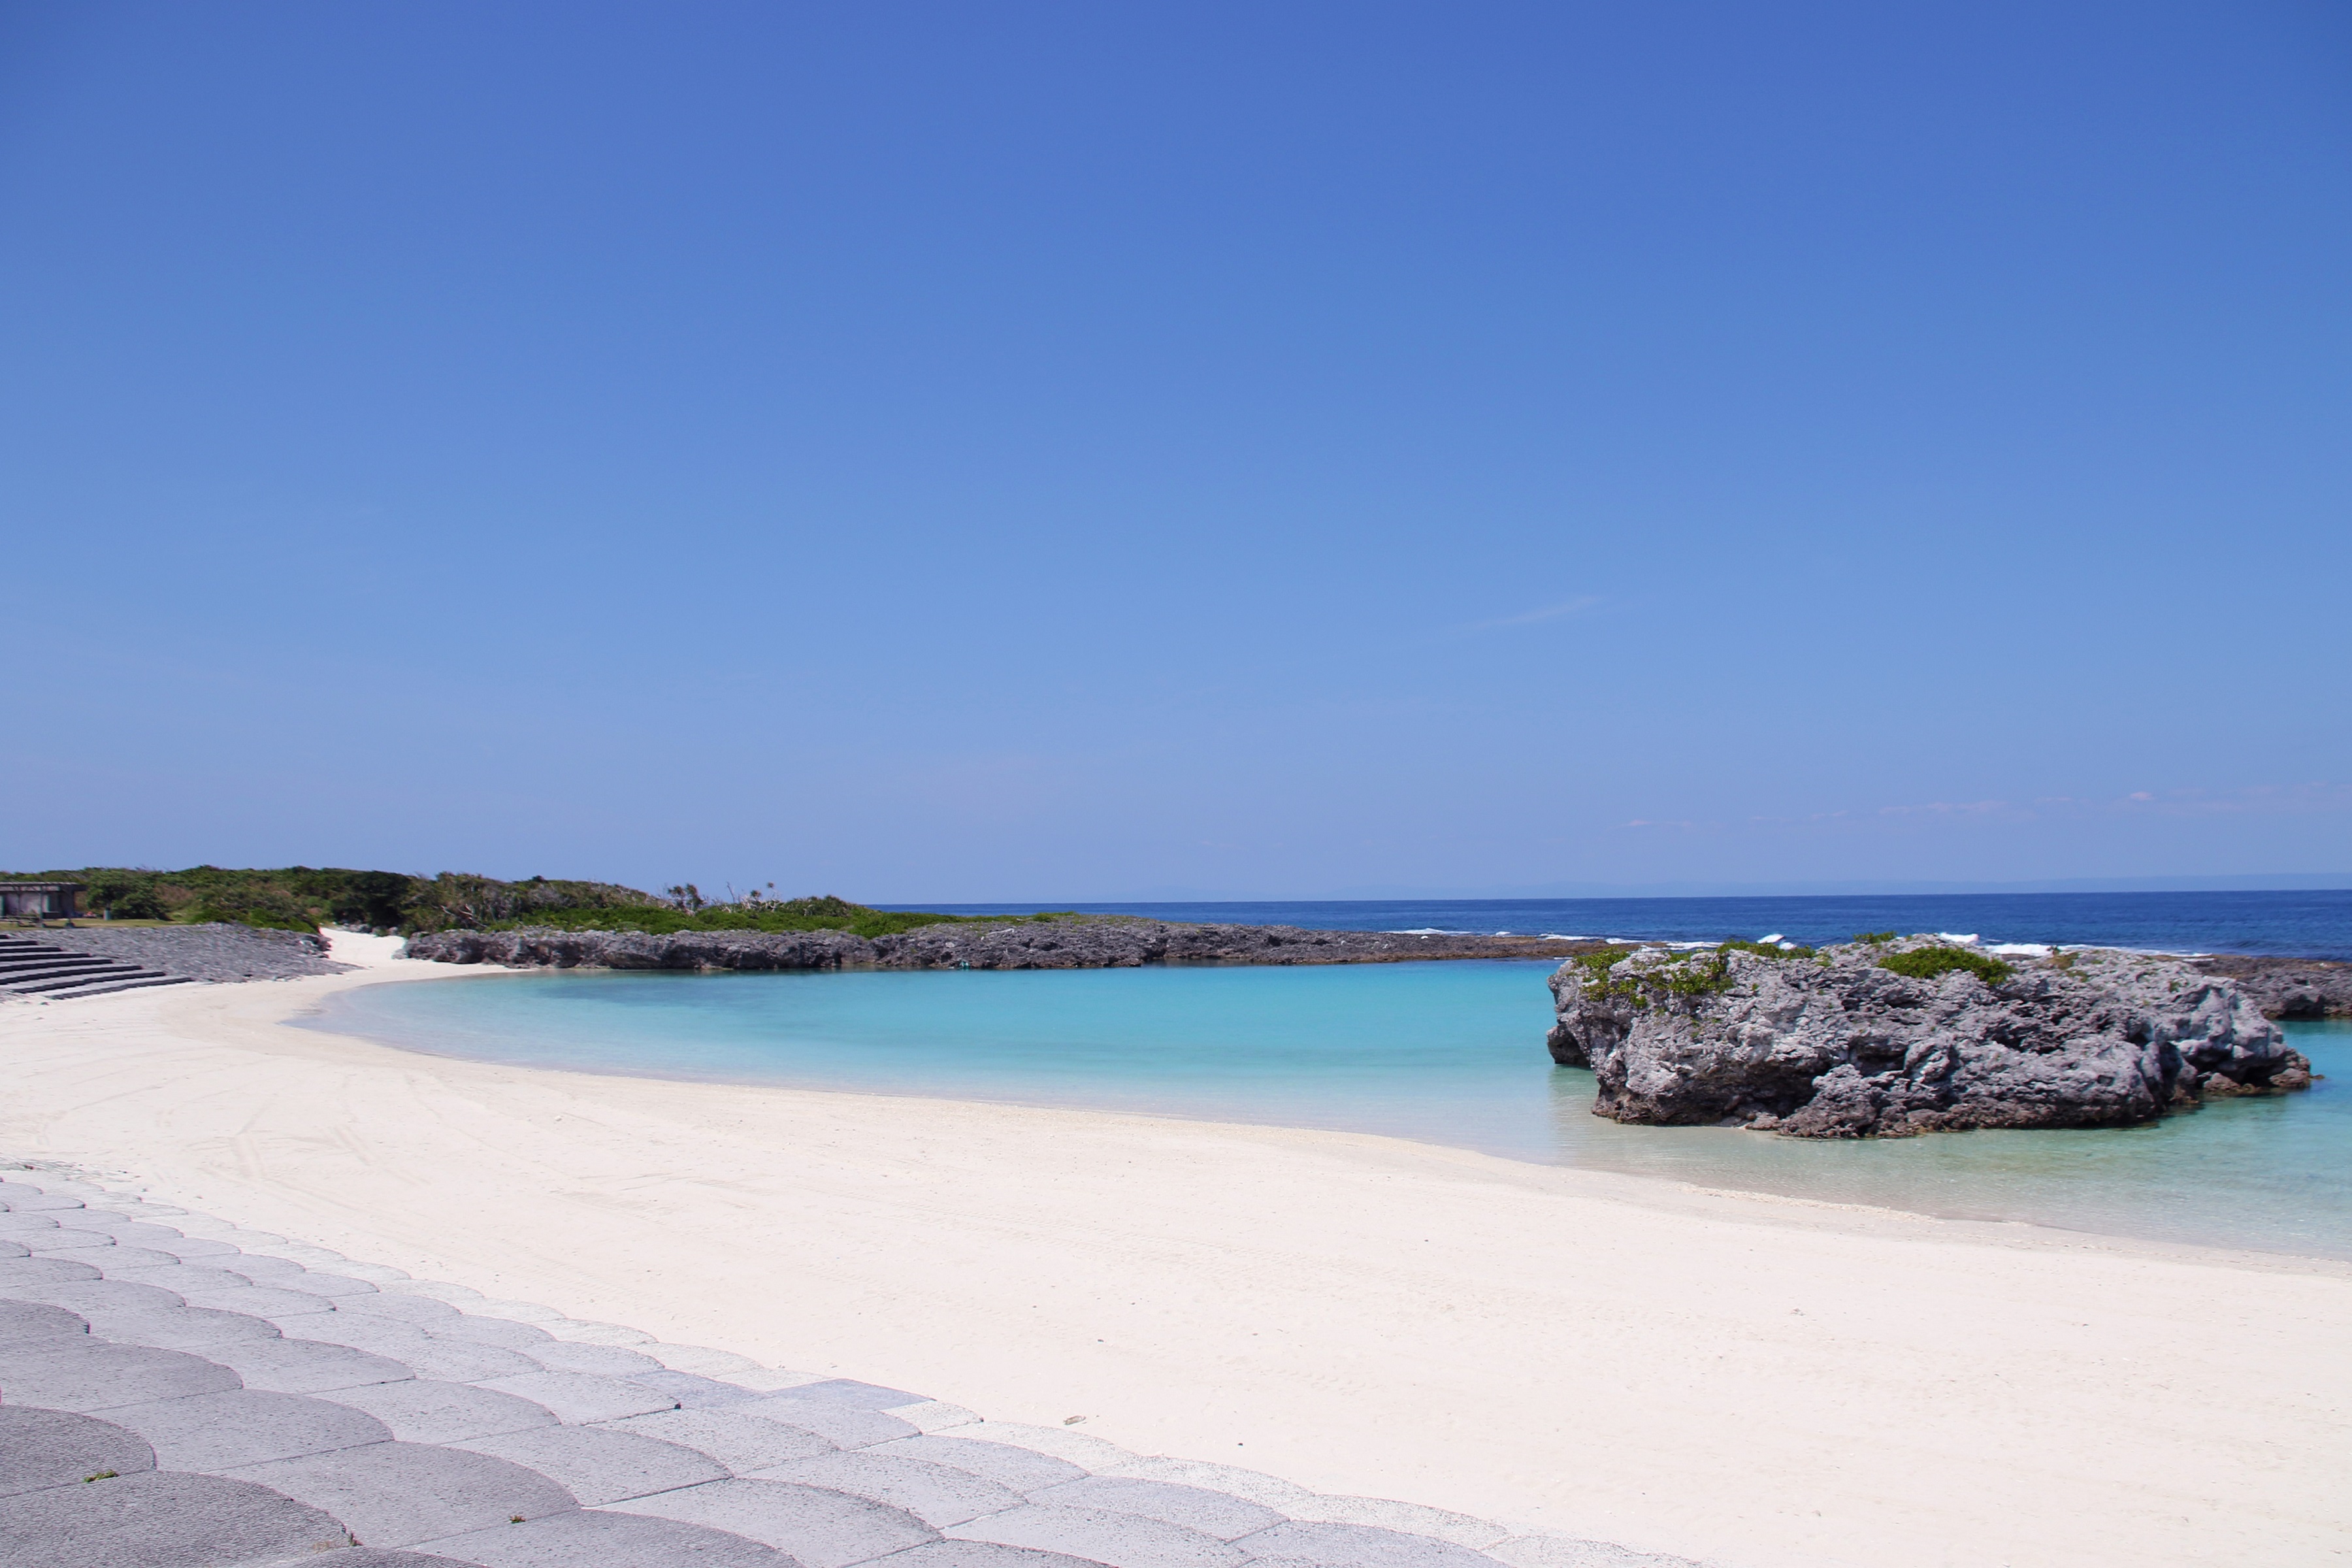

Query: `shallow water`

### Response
(308, 962, 2352, 1260)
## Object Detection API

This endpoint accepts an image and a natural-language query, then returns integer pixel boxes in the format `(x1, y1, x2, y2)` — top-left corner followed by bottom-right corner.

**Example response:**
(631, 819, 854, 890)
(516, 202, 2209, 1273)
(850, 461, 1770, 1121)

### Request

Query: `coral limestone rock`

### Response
(1547, 938, 2310, 1137)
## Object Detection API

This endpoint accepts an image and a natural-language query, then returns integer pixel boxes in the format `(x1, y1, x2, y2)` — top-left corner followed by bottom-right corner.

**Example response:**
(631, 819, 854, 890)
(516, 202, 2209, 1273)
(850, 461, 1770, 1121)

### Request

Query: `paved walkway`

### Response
(0, 1164, 1688, 1568)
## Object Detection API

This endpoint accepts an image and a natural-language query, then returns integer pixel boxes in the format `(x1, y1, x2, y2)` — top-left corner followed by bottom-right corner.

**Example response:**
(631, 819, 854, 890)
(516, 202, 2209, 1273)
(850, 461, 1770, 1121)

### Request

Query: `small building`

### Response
(0, 881, 83, 920)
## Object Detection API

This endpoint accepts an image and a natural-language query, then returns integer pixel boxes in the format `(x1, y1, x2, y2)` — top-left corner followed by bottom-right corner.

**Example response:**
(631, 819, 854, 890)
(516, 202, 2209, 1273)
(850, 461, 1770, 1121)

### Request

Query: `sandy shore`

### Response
(3, 932, 2346, 1568)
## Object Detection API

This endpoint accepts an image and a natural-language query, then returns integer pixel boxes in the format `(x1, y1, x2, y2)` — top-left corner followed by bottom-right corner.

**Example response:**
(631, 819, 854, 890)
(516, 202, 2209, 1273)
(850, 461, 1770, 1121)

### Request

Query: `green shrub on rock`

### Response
(1878, 945, 2013, 985)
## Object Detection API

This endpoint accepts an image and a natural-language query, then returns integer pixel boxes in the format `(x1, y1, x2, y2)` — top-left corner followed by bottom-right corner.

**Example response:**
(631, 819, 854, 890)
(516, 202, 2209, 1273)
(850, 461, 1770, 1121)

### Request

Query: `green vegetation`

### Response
(1878, 945, 2014, 986)
(1719, 937, 1817, 960)
(506, 896, 1079, 941)
(1576, 936, 1836, 1009)
(1853, 930, 1897, 945)
(4, 866, 1044, 941)
(1661, 952, 1737, 996)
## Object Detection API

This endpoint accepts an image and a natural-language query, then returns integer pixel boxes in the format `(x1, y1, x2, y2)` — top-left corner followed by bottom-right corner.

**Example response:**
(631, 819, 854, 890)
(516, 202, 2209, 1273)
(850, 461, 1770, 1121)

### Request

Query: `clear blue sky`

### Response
(5, 2, 2347, 899)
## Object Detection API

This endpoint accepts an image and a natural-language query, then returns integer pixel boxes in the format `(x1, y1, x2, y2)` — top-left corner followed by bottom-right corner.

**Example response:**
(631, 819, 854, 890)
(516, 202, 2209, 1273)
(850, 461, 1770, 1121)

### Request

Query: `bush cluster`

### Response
(6, 866, 1017, 941)
(1878, 945, 2014, 985)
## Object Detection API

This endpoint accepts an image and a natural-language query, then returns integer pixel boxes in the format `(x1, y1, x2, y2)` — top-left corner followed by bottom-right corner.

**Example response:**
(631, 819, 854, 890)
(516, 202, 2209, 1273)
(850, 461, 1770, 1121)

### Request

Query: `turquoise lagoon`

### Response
(306, 961, 2352, 1261)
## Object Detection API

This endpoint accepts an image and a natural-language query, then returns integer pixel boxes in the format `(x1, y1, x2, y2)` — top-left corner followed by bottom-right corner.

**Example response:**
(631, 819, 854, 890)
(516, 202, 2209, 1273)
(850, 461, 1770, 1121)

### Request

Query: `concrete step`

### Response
(0, 959, 141, 983)
(39, 975, 199, 999)
(0, 967, 148, 988)
(5, 967, 163, 994)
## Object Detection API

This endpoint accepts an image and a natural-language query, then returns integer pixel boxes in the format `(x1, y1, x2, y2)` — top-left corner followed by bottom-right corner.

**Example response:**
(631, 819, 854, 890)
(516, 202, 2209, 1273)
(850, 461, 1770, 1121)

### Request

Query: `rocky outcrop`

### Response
(1548, 938, 2313, 1138)
(405, 921, 1601, 972)
(2189, 955, 2352, 1019)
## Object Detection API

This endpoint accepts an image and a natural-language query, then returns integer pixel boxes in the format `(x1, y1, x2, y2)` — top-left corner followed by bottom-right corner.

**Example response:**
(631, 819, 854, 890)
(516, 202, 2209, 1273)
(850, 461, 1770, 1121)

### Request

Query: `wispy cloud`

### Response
(1876, 799, 2010, 818)
(1458, 595, 1599, 633)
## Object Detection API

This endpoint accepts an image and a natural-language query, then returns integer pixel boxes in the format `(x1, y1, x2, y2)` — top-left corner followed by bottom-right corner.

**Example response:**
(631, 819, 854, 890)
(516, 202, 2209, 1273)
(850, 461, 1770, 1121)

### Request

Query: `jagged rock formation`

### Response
(2190, 954, 2352, 1019)
(1547, 938, 2313, 1137)
(406, 922, 1601, 972)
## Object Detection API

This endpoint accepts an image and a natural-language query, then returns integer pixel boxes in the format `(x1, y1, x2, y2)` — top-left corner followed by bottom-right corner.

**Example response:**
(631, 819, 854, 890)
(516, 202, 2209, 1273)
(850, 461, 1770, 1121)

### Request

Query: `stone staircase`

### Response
(0, 935, 196, 1001)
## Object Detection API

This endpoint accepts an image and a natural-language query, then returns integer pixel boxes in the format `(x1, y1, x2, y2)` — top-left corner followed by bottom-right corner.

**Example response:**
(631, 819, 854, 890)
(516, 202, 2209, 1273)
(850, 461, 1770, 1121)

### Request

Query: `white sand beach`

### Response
(2, 933, 2345, 1568)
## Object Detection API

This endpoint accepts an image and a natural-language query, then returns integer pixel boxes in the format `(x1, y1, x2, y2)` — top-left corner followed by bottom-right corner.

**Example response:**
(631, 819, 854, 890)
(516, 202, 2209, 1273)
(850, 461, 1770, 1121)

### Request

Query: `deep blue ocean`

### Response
(896, 889, 2352, 959)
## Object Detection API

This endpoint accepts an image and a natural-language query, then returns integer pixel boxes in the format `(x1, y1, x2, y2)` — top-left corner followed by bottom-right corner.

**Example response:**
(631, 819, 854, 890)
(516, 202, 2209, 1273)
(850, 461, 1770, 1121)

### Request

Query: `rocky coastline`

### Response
(2188, 953, 2352, 1019)
(1548, 937, 2313, 1138)
(404, 920, 1603, 972)
(400, 921, 2352, 1023)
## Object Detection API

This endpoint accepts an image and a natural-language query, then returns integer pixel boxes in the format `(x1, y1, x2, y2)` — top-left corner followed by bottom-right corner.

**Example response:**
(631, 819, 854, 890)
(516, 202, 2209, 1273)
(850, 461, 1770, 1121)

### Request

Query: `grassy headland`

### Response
(3, 866, 1045, 940)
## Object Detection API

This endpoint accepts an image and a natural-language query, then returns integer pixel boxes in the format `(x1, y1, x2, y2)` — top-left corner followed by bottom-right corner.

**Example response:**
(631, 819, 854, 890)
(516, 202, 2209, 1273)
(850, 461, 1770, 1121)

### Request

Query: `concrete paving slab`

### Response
(23, 1228, 126, 1254)
(468, 1299, 568, 1325)
(320, 1261, 416, 1285)
(537, 1318, 653, 1347)
(0, 1405, 156, 1496)
(380, 1279, 489, 1306)
(0, 1467, 354, 1568)
(476, 1369, 679, 1424)
(643, 1343, 769, 1377)
(0, 1189, 82, 1211)
(150, 1237, 243, 1261)
(1030, 1477, 1286, 1541)
(75, 1302, 287, 1352)
(286, 1313, 440, 1355)
(781, 1378, 928, 1410)
(883, 1541, 1111, 1568)
(0, 1335, 242, 1411)
(8, 1179, 101, 1201)
(1486, 1535, 1703, 1568)
(233, 1441, 576, 1548)
(416, 1505, 789, 1567)
(2, 1171, 1651, 1568)
(887, 1399, 985, 1433)
(431, 1315, 558, 1348)
(268, 1243, 361, 1269)
(99, 1262, 265, 1294)
(631, 1367, 762, 1406)
(719, 1365, 832, 1392)
(7, 1275, 186, 1314)
(951, 1422, 1137, 1473)
(734, 1394, 920, 1448)
(203, 1335, 417, 1396)
(272, 1271, 384, 1298)
(621, 1476, 938, 1567)
(454, 1422, 728, 1505)
(1273, 1500, 1509, 1551)
(596, 1407, 838, 1471)
(318, 1378, 557, 1445)
(0, 1297, 88, 1343)
(0, 1256, 101, 1288)
(298, 1321, 541, 1381)
(408, 1336, 566, 1381)
(106, 1388, 395, 1471)
(517, 1339, 662, 1377)
(174, 1283, 343, 1319)
(747, 1449, 1024, 1528)
(866, 1435, 1089, 1494)
(1120, 1461, 1318, 1512)
(76, 1221, 199, 1251)
(948, 1503, 1247, 1568)
(336, 1292, 465, 1327)
(248, 1550, 474, 1567)
(1232, 1522, 1506, 1568)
